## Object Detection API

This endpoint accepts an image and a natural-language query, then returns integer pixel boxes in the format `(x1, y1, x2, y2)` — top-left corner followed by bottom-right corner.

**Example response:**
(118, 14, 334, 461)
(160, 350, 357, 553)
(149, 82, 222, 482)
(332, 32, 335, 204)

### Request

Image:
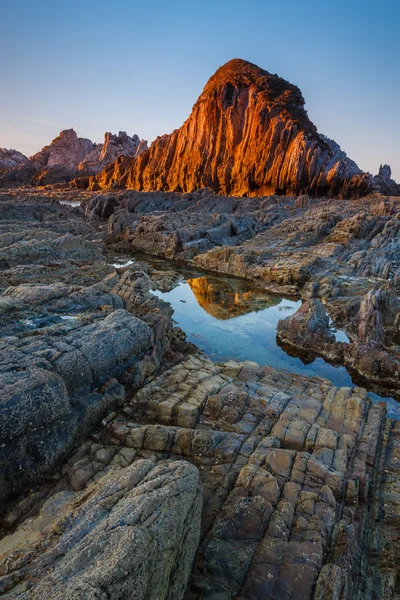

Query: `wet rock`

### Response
(277, 299, 345, 362)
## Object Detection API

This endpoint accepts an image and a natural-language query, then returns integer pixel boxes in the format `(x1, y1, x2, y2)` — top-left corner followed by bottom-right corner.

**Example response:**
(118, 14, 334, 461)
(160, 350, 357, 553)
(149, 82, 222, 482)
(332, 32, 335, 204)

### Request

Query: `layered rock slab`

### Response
(0, 460, 202, 599)
(0, 196, 180, 506)
(3, 355, 398, 599)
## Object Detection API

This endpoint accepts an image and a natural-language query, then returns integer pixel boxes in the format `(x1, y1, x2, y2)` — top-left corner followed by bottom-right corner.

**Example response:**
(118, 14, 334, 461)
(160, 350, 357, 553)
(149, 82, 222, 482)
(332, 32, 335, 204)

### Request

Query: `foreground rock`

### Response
(88, 58, 372, 198)
(0, 460, 202, 599)
(2, 356, 399, 599)
(0, 196, 189, 504)
(1, 188, 400, 598)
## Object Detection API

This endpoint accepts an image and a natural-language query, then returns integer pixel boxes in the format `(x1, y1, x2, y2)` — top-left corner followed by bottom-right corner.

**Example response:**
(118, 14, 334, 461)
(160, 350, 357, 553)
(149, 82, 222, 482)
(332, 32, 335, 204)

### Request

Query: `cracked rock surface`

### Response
(2, 356, 399, 599)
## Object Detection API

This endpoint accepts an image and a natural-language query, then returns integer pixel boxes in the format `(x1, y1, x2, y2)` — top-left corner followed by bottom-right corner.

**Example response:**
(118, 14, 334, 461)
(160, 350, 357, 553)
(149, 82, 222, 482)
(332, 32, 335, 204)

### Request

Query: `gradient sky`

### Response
(1, 0, 399, 179)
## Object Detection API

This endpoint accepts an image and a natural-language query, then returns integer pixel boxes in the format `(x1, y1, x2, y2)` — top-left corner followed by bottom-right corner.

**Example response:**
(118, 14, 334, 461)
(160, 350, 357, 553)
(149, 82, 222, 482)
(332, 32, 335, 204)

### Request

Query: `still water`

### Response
(149, 267, 399, 418)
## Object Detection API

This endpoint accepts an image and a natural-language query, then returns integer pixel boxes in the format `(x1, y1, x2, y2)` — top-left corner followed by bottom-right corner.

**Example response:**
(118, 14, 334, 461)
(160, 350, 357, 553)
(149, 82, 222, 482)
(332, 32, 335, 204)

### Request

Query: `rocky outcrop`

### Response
(374, 164, 400, 196)
(0, 149, 29, 170)
(0, 460, 202, 599)
(0, 130, 147, 188)
(29, 129, 94, 186)
(2, 355, 399, 599)
(89, 58, 373, 198)
(277, 291, 400, 393)
(0, 130, 94, 187)
(277, 298, 344, 361)
(0, 309, 152, 501)
(78, 131, 148, 175)
(0, 194, 192, 504)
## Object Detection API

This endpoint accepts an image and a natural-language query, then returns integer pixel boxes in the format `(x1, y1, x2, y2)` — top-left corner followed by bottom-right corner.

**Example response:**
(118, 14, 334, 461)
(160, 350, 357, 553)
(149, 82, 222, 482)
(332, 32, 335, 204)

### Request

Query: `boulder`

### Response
(0, 460, 202, 600)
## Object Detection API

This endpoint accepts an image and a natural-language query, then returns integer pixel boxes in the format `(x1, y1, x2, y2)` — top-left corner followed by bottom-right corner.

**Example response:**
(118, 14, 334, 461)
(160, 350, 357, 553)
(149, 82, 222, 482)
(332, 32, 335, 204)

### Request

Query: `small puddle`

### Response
(59, 200, 82, 207)
(152, 278, 354, 385)
(112, 259, 135, 269)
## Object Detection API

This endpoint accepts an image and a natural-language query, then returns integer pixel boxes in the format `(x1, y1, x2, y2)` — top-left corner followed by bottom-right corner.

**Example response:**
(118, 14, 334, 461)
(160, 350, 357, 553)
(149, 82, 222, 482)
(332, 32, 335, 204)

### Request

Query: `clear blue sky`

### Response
(1, 0, 399, 179)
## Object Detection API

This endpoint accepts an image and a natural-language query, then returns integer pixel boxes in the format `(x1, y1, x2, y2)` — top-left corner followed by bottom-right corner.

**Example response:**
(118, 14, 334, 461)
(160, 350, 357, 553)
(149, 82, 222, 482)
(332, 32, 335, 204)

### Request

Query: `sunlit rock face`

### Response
(78, 131, 148, 175)
(187, 275, 280, 319)
(0, 130, 148, 188)
(90, 58, 373, 198)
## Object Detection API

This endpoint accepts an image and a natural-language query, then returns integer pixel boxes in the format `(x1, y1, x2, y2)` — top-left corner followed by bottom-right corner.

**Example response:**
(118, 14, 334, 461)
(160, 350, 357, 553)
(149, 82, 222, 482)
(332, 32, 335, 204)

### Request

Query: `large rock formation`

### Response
(89, 58, 373, 197)
(0, 149, 29, 170)
(0, 130, 94, 187)
(78, 130, 148, 175)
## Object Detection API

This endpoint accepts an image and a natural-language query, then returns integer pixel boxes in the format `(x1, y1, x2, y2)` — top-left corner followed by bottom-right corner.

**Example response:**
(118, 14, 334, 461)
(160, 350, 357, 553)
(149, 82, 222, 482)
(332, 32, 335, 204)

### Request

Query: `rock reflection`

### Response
(187, 276, 280, 320)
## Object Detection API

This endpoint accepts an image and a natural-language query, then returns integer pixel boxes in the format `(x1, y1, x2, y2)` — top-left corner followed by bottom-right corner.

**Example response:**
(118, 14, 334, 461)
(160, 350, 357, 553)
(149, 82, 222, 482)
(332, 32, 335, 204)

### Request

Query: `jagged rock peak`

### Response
(374, 164, 400, 195)
(88, 58, 373, 198)
(30, 128, 94, 169)
(78, 130, 148, 175)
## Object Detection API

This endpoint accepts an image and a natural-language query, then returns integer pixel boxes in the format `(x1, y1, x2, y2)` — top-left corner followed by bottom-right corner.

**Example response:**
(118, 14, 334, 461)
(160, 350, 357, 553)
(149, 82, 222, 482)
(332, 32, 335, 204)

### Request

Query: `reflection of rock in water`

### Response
(187, 276, 280, 320)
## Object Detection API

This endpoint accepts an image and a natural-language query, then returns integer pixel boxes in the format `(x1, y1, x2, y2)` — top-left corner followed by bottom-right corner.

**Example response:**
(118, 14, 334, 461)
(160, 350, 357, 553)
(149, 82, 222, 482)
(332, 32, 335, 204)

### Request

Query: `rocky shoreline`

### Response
(0, 188, 399, 599)
(80, 188, 400, 398)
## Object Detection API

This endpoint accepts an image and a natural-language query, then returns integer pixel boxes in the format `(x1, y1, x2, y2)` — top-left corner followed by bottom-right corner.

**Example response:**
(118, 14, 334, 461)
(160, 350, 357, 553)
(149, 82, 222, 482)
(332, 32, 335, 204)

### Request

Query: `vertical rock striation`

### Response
(90, 58, 373, 197)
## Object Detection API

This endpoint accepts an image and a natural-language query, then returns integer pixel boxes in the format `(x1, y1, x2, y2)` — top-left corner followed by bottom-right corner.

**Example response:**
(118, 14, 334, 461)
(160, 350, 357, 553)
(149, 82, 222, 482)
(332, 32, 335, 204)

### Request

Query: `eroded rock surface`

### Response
(0, 149, 29, 170)
(78, 131, 148, 175)
(374, 164, 400, 196)
(1, 188, 400, 599)
(0, 129, 147, 188)
(80, 189, 400, 394)
(0, 196, 188, 504)
(2, 356, 399, 599)
(0, 460, 202, 600)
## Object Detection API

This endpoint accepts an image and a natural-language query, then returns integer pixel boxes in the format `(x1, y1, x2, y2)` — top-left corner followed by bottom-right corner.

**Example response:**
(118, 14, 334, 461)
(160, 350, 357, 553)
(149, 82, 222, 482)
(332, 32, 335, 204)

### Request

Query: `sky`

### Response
(1, 0, 399, 180)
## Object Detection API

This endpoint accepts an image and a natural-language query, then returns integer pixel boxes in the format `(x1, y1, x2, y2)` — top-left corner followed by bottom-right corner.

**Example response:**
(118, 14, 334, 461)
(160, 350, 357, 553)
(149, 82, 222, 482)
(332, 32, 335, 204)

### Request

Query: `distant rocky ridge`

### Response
(0, 129, 147, 188)
(87, 59, 376, 198)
